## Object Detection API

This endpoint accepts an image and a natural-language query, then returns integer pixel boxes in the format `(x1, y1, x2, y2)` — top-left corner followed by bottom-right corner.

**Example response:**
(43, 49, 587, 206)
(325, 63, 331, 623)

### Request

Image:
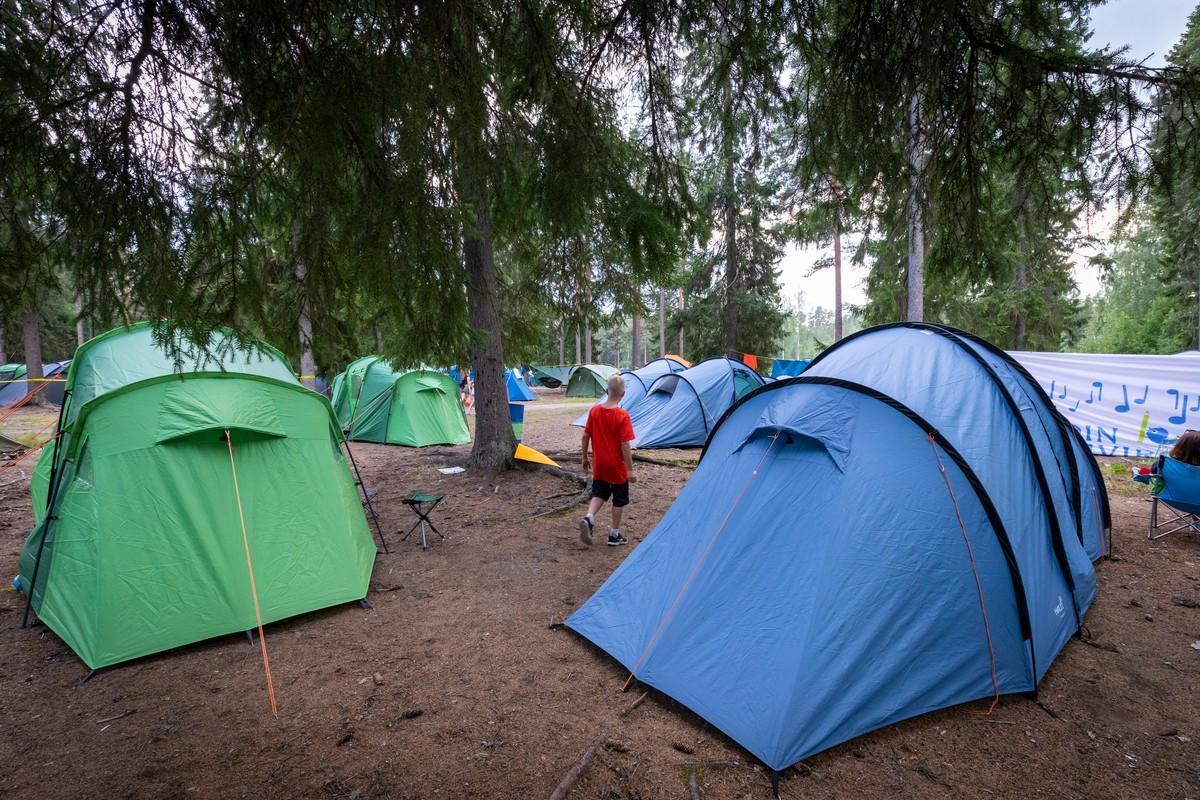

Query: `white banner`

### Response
(1010, 350, 1200, 458)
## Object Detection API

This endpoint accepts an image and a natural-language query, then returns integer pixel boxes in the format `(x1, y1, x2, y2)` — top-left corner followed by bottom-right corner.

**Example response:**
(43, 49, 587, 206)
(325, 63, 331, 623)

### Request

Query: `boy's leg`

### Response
(581, 480, 612, 545)
(607, 483, 629, 545)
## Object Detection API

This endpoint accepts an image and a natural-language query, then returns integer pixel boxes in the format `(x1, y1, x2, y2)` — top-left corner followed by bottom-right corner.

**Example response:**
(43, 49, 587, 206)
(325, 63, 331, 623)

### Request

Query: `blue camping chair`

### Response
(1148, 457, 1200, 540)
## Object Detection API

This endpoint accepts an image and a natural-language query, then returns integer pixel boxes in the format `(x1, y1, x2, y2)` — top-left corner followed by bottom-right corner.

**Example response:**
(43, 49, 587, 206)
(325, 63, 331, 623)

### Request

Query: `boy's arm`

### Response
(581, 431, 591, 472)
(622, 442, 634, 483)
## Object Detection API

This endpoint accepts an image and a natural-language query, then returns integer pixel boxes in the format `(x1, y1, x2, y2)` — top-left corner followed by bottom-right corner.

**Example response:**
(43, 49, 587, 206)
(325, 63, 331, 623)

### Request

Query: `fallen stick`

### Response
(549, 733, 606, 800)
(532, 491, 591, 518)
(674, 760, 743, 768)
(97, 709, 136, 725)
(689, 771, 701, 800)
(619, 691, 648, 718)
(633, 453, 697, 469)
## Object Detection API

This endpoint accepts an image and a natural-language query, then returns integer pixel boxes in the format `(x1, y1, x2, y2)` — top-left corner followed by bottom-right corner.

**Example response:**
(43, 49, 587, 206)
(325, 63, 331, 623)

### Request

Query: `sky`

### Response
(778, 0, 1197, 314)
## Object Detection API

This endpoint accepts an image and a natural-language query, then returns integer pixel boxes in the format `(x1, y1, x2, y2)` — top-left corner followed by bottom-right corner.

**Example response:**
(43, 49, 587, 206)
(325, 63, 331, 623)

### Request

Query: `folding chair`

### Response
(1148, 457, 1200, 540)
(401, 491, 445, 550)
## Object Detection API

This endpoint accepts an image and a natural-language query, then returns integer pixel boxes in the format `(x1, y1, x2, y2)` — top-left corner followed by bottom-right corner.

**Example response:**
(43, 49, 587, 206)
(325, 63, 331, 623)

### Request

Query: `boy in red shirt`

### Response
(580, 374, 636, 546)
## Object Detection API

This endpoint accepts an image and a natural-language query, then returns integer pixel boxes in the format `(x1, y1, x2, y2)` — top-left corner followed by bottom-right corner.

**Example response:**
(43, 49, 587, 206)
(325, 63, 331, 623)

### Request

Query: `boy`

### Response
(580, 373, 636, 546)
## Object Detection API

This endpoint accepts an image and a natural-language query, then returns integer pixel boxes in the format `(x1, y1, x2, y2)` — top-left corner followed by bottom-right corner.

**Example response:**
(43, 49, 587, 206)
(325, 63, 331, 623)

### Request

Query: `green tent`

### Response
(565, 364, 619, 398)
(331, 356, 470, 447)
(18, 323, 376, 670)
(530, 365, 574, 388)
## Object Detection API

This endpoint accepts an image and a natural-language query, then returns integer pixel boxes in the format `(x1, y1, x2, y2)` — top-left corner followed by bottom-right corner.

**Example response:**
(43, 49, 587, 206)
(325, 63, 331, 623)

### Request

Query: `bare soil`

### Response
(0, 403, 1197, 800)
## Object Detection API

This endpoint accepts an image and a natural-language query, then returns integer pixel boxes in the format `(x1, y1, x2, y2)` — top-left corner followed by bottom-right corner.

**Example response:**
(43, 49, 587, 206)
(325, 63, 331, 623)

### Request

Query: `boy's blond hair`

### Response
(606, 373, 626, 399)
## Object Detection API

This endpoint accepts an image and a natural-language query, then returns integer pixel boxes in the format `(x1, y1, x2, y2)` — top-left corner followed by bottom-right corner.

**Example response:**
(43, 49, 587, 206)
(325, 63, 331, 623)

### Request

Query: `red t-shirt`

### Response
(585, 404, 635, 484)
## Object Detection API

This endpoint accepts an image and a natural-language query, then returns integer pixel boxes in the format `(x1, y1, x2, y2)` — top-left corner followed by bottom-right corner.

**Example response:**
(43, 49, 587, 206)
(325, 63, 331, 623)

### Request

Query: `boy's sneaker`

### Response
(607, 531, 628, 547)
(579, 516, 594, 545)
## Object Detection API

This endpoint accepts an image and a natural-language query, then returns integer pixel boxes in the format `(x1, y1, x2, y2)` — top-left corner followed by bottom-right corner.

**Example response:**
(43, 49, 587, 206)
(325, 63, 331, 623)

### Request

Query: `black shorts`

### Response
(591, 478, 629, 508)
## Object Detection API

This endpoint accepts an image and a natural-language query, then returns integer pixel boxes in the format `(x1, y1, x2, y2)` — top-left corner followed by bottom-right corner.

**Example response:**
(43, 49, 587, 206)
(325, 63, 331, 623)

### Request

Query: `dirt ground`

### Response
(1, 396, 1198, 800)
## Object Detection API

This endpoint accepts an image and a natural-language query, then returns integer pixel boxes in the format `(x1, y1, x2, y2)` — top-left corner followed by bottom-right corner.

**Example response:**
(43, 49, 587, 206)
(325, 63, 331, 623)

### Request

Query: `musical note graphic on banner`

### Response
(1087, 381, 1103, 404)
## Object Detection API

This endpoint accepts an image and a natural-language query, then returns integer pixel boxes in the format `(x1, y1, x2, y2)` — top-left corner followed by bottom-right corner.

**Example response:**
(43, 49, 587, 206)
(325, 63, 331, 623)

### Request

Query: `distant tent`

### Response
(18, 322, 376, 669)
(506, 368, 537, 402)
(568, 372, 1099, 772)
(0, 363, 25, 382)
(571, 357, 687, 427)
(0, 431, 23, 454)
(0, 361, 71, 407)
(331, 356, 470, 447)
(664, 354, 691, 368)
(530, 365, 575, 388)
(626, 357, 765, 448)
(769, 358, 809, 378)
(565, 364, 618, 397)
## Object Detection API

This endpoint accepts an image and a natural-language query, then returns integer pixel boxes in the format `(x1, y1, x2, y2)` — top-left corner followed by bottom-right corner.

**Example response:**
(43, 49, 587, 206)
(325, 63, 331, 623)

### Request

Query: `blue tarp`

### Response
(506, 368, 537, 402)
(571, 357, 686, 427)
(770, 358, 809, 378)
(568, 323, 1107, 771)
(625, 357, 765, 448)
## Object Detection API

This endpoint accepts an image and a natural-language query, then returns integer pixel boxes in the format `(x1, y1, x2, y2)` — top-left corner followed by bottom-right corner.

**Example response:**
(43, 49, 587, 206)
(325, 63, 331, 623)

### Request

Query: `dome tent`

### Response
(567, 373, 1098, 774)
(565, 364, 619, 398)
(331, 356, 470, 447)
(529, 364, 574, 388)
(0, 361, 70, 407)
(18, 323, 376, 670)
(625, 357, 765, 448)
(803, 322, 1110, 565)
(506, 367, 537, 401)
(570, 357, 687, 427)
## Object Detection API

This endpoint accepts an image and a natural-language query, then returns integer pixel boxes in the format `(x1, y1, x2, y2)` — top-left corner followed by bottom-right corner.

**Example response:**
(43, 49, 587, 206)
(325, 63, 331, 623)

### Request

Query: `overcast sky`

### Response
(779, 0, 1197, 314)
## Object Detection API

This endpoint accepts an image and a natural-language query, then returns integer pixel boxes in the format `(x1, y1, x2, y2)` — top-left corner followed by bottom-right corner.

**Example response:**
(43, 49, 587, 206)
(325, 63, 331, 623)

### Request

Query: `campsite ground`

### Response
(0, 396, 1198, 800)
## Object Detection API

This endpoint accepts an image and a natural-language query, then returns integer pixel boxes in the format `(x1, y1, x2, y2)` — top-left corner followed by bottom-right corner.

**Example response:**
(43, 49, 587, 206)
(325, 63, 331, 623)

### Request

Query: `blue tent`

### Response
(769, 358, 809, 378)
(0, 361, 70, 407)
(571, 357, 686, 427)
(568, 325, 1109, 774)
(625, 357, 765, 448)
(803, 323, 1110, 563)
(506, 367, 537, 402)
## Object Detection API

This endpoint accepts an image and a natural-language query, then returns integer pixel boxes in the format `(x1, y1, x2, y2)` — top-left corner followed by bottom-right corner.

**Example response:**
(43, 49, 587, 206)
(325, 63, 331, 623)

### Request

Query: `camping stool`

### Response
(401, 491, 445, 550)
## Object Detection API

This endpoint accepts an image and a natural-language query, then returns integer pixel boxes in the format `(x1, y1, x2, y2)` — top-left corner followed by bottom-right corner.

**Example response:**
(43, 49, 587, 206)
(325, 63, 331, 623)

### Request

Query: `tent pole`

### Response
(342, 439, 387, 553)
(20, 388, 71, 629)
(769, 769, 781, 800)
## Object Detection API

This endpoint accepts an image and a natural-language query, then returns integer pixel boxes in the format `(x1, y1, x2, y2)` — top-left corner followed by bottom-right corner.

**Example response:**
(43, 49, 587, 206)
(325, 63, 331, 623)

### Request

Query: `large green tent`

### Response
(565, 364, 619, 398)
(18, 323, 376, 670)
(331, 356, 470, 447)
(530, 365, 574, 388)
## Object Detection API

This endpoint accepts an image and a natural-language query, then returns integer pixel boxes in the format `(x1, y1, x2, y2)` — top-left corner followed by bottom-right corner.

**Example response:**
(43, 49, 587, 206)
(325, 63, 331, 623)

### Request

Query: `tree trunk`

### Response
(905, 93, 925, 322)
(578, 237, 593, 364)
(292, 224, 318, 390)
(22, 309, 44, 406)
(559, 322, 565, 364)
(657, 289, 666, 358)
(0, 324, 7, 364)
(631, 313, 643, 369)
(452, 3, 514, 471)
(720, 67, 740, 351)
(574, 324, 581, 363)
(833, 216, 844, 342)
(1014, 223, 1029, 350)
(74, 294, 86, 347)
(677, 288, 685, 357)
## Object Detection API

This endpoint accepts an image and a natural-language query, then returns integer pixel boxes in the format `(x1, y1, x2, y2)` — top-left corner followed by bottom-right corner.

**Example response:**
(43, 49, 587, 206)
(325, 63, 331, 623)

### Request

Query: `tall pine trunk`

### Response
(657, 289, 666, 357)
(1013, 194, 1029, 349)
(677, 288, 685, 357)
(906, 93, 925, 322)
(631, 313, 643, 368)
(22, 309, 44, 406)
(0, 325, 7, 363)
(291, 224, 317, 390)
(833, 215, 844, 341)
(721, 67, 740, 351)
(558, 322, 565, 364)
(452, 4, 513, 471)
(74, 294, 86, 347)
